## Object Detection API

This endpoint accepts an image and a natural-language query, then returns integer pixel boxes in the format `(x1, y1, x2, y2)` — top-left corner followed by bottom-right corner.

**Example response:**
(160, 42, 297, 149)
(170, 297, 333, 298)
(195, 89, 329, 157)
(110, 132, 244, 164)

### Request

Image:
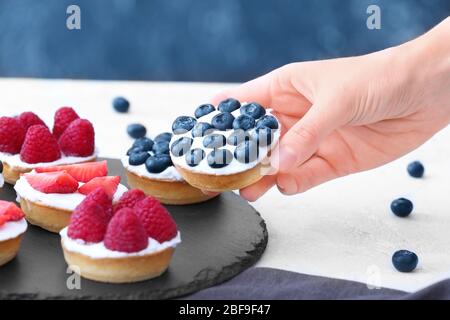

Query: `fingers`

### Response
(239, 175, 276, 202)
(272, 99, 345, 174)
(277, 155, 340, 195)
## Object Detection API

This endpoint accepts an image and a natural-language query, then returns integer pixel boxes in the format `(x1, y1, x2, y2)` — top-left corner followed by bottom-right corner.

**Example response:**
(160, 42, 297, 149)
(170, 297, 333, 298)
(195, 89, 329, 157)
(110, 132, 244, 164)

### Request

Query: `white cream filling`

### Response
(121, 156, 184, 181)
(0, 218, 27, 242)
(14, 176, 128, 211)
(60, 228, 181, 259)
(170, 109, 280, 175)
(0, 150, 97, 170)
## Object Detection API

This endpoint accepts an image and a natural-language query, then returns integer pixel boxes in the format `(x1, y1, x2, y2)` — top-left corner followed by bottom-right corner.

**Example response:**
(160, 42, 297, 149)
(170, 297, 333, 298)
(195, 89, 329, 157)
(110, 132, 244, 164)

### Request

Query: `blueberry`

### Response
(112, 97, 130, 113)
(252, 127, 274, 147)
(192, 122, 214, 138)
(152, 140, 170, 155)
(256, 115, 279, 130)
(185, 148, 205, 167)
(207, 149, 233, 168)
(233, 114, 256, 131)
(195, 104, 216, 119)
(127, 123, 147, 139)
(145, 154, 173, 173)
(203, 134, 226, 149)
(172, 116, 197, 134)
(407, 161, 424, 178)
(227, 129, 252, 146)
(218, 98, 241, 113)
(154, 132, 172, 143)
(392, 250, 418, 273)
(211, 112, 235, 131)
(390, 198, 413, 218)
(132, 137, 154, 151)
(234, 140, 259, 163)
(240, 102, 266, 119)
(171, 137, 193, 157)
(129, 151, 150, 166)
(127, 146, 144, 156)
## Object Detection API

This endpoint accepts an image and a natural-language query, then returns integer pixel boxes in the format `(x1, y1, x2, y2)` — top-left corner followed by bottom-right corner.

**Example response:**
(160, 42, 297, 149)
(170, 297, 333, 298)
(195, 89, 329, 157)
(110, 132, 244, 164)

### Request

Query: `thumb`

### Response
(273, 99, 345, 173)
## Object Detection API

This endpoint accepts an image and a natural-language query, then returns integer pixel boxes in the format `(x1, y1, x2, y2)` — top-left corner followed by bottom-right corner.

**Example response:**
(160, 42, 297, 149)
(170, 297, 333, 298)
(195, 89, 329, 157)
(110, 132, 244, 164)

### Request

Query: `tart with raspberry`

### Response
(14, 161, 127, 233)
(0, 200, 27, 266)
(0, 107, 97, 185)
(60, 188, 181, 283)
(169, 99, 281, 192)
(122, 132, 217, 205)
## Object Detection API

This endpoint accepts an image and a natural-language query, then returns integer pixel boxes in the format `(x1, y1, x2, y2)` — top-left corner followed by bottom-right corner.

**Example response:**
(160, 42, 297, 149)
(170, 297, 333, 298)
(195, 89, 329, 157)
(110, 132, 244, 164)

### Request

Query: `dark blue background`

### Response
(1, 0, 449, 82)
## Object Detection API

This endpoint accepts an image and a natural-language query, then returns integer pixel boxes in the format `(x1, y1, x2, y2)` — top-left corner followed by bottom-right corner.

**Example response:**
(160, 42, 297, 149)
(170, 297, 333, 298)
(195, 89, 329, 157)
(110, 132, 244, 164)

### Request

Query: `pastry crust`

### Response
(62, 242, 174, 283)
(174, 163, 263, 192)
(19, 197, 71, 233)
(1, 157, 97, 185)
(0, 235, 23, 267)
(125, 170, 217, 205)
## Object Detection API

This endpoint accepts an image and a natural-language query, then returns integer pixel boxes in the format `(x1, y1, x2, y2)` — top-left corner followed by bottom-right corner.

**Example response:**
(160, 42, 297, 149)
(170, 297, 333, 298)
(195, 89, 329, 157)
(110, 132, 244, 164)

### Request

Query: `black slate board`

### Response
(0, 159, 268, 299)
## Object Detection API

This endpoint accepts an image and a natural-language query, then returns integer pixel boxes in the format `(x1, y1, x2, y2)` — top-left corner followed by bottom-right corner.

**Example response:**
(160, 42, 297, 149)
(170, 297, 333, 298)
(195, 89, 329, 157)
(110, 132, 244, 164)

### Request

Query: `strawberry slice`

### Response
(25, 171, 79, 194)
(78, 176, 120, 198)
(0, 200, 25, 226)
(35, 161, 108, 183)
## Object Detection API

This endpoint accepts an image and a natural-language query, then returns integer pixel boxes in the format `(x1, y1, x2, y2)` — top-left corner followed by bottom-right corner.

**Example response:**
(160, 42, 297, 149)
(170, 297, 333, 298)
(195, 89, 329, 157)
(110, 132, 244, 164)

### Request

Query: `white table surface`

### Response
(2, 77, 450, 293)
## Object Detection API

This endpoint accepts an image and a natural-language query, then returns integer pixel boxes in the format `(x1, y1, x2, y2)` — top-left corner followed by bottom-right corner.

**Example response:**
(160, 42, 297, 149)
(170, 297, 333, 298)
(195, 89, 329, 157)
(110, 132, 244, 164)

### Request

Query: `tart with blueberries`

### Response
(14, 161, 127, 233)
(169, 99, 281, 192)
(0, 200, 27, 266)
(60, 188, 181, 283)
(0, 107, 98, 185)
(122, 132, 218, 205)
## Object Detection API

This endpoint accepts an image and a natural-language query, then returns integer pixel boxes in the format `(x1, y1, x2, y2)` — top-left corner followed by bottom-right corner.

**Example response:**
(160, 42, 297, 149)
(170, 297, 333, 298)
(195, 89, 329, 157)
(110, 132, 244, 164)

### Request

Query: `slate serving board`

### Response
(0, 158, 268, 299)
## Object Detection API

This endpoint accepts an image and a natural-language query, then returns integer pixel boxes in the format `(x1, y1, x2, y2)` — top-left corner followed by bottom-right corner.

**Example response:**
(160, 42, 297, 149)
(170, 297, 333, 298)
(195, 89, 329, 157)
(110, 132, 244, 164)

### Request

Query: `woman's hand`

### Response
(212, 17, 450, 201)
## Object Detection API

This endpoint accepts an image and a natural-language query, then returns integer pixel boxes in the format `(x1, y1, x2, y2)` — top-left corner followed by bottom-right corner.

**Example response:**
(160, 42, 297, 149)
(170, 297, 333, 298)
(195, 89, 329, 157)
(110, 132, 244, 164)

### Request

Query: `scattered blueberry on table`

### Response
(194, 104, 216, 119)
(127, 123, 147, 139)
(145, 154, 173, 173)
(185, 148, 205, 167)
(218, 98, 241, 113)
(390, 198, 413, 218)
(203, 134, 226, 149)
(191, 122, 214, 138)
(172, 116, 197, 134)
(233, 114, 256, 131)
(207, 149, 233, 168)
(240, 102, 266, 119)
(112, 96, 130, 113)
(170, 137, 193, 157)
(129, 151, 150, 166)
(392, 250, 419, 273)
(407, 161, 425, 178)
(211, 112, 235, 131)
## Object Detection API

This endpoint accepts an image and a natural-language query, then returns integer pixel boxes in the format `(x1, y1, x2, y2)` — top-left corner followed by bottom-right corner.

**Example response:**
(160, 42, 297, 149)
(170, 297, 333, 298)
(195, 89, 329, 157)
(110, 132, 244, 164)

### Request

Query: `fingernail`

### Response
(278, 146, 298, 172)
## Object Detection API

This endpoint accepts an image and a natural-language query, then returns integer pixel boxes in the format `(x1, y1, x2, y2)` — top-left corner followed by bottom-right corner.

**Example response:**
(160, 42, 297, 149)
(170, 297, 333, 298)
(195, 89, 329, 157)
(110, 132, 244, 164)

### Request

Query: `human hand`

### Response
(212, 18, 450, 201)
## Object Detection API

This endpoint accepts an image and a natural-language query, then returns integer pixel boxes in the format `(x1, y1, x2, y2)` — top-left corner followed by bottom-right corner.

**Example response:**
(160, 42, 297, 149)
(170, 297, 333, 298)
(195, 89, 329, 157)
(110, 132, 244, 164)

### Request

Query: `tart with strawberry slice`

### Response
(0, 107, 97, 185)
(0, 200, 28, 266)
(14, 161, 127, 233)
(60, 188, 181, 283)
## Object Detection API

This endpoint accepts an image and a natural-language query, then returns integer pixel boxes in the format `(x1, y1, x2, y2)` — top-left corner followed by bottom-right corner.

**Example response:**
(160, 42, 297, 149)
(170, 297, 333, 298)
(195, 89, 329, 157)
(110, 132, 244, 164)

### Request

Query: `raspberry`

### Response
(17, 112, 47, 131)
(113, 189, 146, 213)
(67, 198, 110, 243)
(20, 125, 61, 164)
(58, 119, 95, 157)
(134, 197, 177, 243)
(83, 187, 113, 218)
(104, 208, 148, 253)
(0, 117, 26, 154)
(52, 107, 79, 139)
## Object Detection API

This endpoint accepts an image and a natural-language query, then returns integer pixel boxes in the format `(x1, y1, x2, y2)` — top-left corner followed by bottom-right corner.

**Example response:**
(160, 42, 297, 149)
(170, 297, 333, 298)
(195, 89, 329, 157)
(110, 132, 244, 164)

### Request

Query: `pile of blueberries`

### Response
(169, 98, 279, 169)
(390, 161, 424, 273)
(126, 132, 174, 173)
